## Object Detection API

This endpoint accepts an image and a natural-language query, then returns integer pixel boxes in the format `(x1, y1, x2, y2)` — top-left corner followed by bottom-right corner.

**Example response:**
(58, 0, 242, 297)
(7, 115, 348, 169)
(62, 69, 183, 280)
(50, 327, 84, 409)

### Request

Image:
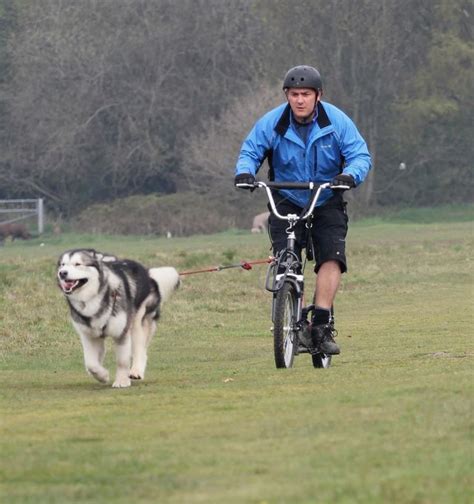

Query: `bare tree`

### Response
(255, 0, 435, 207)
(1, 0, 264, 213)
(182, 83, 283, 192)
(1, 0, 470, 222)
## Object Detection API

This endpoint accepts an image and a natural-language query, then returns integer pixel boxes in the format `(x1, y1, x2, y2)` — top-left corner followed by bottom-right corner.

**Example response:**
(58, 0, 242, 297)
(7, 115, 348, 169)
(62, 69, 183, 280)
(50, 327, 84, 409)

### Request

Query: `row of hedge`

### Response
(72, 190, 267, 236)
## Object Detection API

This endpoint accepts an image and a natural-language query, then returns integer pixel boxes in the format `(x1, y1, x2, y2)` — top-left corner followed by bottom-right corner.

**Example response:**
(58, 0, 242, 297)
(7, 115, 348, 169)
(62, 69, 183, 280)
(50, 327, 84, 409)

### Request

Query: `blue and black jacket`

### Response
(235, 101, 372, 207)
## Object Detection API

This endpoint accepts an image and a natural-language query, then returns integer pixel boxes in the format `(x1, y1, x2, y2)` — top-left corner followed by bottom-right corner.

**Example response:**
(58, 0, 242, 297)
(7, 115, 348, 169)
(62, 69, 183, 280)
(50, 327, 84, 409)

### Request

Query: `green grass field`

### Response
(1, 207, 473, 503)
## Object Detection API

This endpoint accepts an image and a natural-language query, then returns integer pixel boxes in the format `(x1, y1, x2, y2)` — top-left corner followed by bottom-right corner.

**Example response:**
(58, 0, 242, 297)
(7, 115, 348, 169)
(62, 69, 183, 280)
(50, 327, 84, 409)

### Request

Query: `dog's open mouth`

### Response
(60, 278, 88, 294)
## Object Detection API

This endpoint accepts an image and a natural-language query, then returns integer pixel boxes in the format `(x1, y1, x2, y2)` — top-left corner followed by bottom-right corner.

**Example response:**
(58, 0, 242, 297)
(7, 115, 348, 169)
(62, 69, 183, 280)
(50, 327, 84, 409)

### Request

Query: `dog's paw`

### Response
(88, 366, 109, 384)
(112, 377, 131, 388)
(129, 368, 144, 380)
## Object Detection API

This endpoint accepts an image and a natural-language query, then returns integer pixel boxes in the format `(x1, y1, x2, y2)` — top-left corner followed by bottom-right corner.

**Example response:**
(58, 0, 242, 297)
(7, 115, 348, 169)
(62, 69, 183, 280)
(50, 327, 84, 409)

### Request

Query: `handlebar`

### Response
(263, 181, 318, 190)
(235, 180, 350, 221)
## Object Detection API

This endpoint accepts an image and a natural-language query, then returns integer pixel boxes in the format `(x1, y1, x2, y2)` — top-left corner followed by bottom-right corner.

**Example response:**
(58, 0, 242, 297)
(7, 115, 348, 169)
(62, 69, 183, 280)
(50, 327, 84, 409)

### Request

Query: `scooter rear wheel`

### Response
(311, 353, 332, 368)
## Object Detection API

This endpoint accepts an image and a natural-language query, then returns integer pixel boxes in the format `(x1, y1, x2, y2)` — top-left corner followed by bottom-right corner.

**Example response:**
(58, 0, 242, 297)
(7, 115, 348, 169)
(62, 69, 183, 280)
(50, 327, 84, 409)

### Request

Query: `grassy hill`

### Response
(0, 207, 472, 503)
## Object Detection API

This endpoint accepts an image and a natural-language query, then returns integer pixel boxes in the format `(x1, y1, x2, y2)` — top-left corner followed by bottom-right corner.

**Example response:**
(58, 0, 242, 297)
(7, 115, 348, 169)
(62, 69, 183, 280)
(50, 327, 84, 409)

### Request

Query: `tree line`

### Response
(0, 0, 472, 221)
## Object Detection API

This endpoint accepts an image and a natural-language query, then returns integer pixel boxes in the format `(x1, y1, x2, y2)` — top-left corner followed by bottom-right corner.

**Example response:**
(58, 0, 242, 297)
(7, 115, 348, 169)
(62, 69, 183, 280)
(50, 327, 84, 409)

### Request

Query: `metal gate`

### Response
(0, 199, 44, 233)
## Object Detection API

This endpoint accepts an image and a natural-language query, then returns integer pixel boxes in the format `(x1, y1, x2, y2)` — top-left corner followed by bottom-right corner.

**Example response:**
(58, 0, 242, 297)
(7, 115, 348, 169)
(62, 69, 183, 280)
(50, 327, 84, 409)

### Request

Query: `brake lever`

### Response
(329, 184, 351, 190)
(235, 183, 257, 189)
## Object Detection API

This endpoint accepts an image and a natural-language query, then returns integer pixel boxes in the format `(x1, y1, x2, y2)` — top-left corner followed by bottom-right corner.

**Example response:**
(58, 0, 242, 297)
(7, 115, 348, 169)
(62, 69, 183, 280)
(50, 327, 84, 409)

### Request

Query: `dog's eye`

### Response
(74, 263, 82, 267)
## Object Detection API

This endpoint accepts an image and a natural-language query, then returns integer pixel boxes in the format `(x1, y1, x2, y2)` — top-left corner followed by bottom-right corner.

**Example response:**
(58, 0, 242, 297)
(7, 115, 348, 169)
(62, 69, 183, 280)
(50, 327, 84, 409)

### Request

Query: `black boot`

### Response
(298, 320, 313, 350)
(311, 323, 340, 355)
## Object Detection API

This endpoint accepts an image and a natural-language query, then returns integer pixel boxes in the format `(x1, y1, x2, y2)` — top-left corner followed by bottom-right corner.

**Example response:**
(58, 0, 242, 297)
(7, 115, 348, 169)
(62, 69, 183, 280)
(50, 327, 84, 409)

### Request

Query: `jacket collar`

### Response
(274, 101, 331, 137)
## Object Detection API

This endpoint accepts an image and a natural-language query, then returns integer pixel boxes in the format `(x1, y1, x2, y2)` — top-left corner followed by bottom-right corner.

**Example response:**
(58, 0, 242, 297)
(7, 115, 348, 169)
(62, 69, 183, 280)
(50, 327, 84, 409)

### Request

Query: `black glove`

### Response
(234, 173, 256, 190)
(331, 173, 356, 191)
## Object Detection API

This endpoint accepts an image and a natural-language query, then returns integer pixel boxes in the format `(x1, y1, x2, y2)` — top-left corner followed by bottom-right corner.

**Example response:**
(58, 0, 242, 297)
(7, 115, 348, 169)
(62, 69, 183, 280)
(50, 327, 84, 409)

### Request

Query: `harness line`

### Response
(179, 257, 273, 276)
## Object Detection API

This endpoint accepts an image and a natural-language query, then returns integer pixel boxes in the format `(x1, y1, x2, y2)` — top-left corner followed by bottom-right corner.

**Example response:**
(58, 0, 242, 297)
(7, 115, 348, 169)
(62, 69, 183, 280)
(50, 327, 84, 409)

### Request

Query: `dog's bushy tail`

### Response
(149, 267, 180, 303)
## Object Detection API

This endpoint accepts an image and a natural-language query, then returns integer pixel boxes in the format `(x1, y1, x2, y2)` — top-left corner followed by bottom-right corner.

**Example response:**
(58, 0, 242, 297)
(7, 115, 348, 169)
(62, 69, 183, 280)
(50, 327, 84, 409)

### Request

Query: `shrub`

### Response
(72, 191, 266, 236)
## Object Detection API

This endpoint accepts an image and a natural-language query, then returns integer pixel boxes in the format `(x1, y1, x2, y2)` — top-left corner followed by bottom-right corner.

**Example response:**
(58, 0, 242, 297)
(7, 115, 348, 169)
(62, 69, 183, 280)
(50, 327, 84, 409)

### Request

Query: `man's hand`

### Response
(331, 173, 356, 191)
(234, 173, 256, 190)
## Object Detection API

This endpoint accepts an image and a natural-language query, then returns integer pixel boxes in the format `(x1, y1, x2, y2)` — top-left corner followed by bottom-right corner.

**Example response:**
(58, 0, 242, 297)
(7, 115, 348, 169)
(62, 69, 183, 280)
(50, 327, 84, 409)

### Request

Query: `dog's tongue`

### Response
(62, 280, 78, 292)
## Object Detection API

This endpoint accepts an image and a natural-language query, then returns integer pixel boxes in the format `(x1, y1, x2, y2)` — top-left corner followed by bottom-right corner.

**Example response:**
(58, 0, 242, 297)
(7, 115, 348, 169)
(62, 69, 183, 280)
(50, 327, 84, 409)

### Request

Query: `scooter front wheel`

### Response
(273, 281, 298, 368)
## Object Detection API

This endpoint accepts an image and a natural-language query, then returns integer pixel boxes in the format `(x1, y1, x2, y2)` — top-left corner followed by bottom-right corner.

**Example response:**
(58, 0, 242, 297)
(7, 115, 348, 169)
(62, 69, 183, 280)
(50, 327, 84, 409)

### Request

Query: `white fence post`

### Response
(38, 198, 44, 234)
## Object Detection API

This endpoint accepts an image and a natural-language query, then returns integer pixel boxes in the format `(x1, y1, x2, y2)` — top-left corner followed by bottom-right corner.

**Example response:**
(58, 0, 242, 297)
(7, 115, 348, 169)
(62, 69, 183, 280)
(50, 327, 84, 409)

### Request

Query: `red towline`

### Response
(179, 257, 273, 276)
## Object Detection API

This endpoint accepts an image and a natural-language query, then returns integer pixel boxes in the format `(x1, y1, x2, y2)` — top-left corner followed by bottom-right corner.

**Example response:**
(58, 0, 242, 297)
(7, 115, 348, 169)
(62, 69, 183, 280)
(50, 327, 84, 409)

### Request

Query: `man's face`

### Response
(286, 88, 318, 122)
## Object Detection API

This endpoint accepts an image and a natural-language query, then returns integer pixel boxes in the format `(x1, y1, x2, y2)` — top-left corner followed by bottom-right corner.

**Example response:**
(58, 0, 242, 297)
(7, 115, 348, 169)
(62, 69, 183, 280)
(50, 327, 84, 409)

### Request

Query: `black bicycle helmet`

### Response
(282, 65, 322, 91)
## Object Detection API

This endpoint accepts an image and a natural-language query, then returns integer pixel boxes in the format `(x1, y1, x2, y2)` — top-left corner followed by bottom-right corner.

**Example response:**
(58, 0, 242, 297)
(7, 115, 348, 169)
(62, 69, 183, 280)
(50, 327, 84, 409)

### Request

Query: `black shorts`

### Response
(268, 193, 349, 273)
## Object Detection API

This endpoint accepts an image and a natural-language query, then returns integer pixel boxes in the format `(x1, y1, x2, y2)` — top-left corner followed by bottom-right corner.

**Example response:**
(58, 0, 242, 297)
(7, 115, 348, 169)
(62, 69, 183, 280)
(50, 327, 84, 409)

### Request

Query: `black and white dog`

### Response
(57, 249, 180, 388)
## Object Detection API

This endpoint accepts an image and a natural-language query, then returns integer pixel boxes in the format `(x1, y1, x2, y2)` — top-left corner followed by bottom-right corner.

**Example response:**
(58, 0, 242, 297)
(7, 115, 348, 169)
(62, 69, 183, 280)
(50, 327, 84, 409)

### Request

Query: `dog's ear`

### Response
(76, 249, 103, 268)
(94, 250, 117, 262)
(101, 254, 118, 262)
(87, 249, 112, 263)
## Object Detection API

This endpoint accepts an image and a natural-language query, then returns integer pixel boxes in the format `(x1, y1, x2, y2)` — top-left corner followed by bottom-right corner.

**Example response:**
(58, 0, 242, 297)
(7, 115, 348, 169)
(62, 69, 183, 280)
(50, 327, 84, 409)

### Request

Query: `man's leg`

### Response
(310, 197, 348, 355)
(310, 260, 341, 354)
(314, 260, 342, 309)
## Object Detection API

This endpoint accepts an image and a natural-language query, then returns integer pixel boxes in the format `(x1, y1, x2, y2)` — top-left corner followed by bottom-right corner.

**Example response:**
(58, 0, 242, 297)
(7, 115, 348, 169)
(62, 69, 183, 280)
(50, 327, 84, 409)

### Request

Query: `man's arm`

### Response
(235, 118, 273, 178)
(336, 114, 372, 186)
